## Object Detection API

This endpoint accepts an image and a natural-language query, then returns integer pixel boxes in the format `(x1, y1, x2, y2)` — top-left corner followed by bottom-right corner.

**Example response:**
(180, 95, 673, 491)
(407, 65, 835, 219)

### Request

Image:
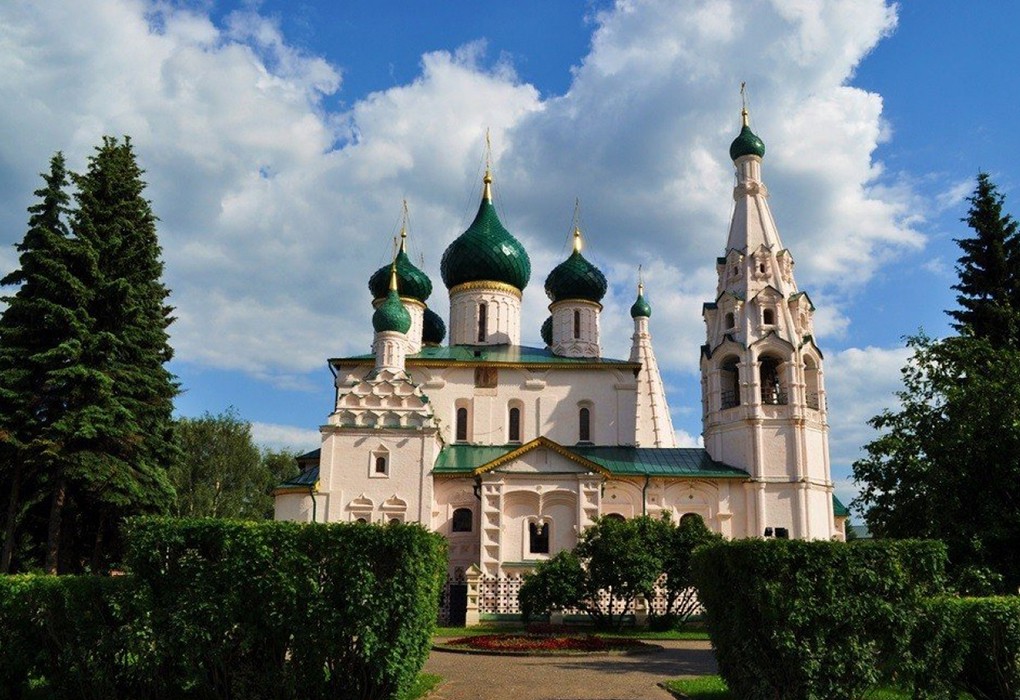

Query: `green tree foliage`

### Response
(853, 334, 1020, 591)
(0, 139, 178, 573)
(170, 409, 299, 519)
(854, 174, 1020, 592)
(519, 514, 714, 630)
(948, 172, 1020, 345)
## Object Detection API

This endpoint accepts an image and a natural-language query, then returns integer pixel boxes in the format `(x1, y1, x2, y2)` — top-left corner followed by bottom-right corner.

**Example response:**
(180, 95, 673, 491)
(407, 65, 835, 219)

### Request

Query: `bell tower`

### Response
(700, 101, 835, 539)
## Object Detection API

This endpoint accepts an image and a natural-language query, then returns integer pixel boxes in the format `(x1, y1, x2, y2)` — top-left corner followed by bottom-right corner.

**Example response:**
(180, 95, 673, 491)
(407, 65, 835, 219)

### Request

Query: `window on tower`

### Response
(456, 406, 469, 442)
(759, 356, 787, 405)
(725, 312, 735, 330)
(720, 357, 740, 409)
(573, 310, 581, 339)
(763, 308, 775, 325)
(477, 302, 487, 341)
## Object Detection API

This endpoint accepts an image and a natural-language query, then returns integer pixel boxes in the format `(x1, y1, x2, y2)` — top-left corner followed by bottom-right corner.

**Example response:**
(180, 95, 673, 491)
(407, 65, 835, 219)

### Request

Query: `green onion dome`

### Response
(372, 288, 411, 334)
(540, 316, 553, 346)
(544, 230, 607, 303)
(729, 112, 765, 161)
(630, 285, 651, 318)
(440, 174, 531, 291)
(368, 242, 432, 302)
(422, 307, 446, 345)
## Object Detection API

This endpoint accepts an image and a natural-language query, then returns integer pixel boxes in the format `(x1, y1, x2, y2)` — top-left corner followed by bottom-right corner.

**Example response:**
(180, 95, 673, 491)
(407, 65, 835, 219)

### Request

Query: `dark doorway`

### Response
(448, 583, 468, 626)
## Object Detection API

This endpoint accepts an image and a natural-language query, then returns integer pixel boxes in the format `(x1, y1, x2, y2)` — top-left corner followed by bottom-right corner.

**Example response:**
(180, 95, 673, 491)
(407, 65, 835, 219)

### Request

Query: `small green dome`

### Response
(540, 316, 553, 346)
(729, 124, 765, 161)
(369, 248, 432, 302)
(440, 178, 531, 290)
(545, 247, 608, 303)
(372, 290, 411, 334)
(422, 307, 446, 345)
(630, 291, 651, 318)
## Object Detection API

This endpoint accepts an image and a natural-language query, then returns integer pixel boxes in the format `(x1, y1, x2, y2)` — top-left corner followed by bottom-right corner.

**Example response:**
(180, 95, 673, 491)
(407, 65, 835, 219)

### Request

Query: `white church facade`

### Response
(274, 111, 849, 584)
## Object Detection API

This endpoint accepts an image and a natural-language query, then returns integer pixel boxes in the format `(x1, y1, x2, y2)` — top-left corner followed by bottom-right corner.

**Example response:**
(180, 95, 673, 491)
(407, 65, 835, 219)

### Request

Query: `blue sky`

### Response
(1, 1, 1018, 511)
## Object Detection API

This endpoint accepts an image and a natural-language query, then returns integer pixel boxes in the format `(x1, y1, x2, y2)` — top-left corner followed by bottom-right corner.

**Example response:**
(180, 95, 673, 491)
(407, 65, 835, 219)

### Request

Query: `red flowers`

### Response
(447, 634, 646, 652)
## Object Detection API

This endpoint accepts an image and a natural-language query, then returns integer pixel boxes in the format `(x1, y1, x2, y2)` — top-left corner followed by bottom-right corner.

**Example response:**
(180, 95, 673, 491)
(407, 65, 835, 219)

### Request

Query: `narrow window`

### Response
(477, 303, 487, 342)
(456, 407, 468, 442)
(759, 357, 785, 405)
(529, 522, 550, 554)
(579, 406, 591, 443)
(452, 508, 473, 533)
(759, 262, 766, 274)
(573, 310, 581, 339)
(374, 456, 387, 474)
(509, 407, 521, 443)
(721, 357, 740, 409)
(725, 312, 735, 329)
(763, 308, 775, 325)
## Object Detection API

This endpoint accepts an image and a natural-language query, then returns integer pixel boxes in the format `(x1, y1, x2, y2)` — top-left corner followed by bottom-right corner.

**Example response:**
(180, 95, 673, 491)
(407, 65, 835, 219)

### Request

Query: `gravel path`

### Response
(422, 639, 716, 700)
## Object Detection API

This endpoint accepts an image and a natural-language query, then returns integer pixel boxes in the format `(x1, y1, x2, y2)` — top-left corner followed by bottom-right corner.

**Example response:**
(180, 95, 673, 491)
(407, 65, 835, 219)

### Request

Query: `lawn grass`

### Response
(398, 673, 442, 700)
(662, 675, 974, 700)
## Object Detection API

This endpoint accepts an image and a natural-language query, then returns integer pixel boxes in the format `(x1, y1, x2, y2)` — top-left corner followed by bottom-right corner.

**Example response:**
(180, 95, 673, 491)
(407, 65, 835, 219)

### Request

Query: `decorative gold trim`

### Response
(471, 436, 612, 478)
(272, 485, 317, 496)
(372, 297, 427, 309)
(449, 280, 523, 299)
(331, 357, 640, 371)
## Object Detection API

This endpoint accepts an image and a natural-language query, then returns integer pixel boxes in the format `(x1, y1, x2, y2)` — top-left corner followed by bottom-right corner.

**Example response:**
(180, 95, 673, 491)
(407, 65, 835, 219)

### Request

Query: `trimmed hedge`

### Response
(0, 518, 447, 700)
(910, 596, 1020, 700)
(691, 539, 947, 700)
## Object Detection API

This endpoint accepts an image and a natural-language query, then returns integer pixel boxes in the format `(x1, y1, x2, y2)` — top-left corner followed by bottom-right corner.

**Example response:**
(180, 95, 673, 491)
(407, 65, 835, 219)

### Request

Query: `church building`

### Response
(274, 111, 849, 583)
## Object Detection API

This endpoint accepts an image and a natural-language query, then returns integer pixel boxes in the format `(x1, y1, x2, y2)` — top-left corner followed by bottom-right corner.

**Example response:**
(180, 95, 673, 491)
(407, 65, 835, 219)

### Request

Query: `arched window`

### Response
(720, 357, 740, 409)
(374, 455, 387, 474)
(759, 356, 786, 405)
(578, 406, 592, 443)
(763, 308, 775, 325)
(456, 407, 468, 442)
(603, 513, 626, 522)
(679, 513, 705, 528)
(529, 521, 550, 554)
(573, 310, 581, 339)
(508, 406, 521, 443)
(725, 312, 735, 329)
(356, 517, 368, 524)
(477, 303, 487, 342)
(805, 356, 822, 410)
(389, 518, 401, 525)
(452, 508, 473, 533)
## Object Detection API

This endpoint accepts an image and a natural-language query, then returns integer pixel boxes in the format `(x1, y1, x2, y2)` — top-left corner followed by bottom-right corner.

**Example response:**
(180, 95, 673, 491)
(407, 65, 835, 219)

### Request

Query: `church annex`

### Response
(274, 111, 850, 583)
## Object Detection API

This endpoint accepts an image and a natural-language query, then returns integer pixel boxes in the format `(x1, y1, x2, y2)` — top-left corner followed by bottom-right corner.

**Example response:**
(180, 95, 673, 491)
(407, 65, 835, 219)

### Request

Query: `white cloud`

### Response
(0, 0, 922, 398)
(251, 421, 321, 452)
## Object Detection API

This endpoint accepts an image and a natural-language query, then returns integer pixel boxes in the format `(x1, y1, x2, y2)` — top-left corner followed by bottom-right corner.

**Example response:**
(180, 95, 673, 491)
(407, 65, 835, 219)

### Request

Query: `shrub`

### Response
(0, 574, 132, 699)
(691, 538, 947, 700)
(519, 550, 585, 622)
(657, 514, 723, 628)
(910, 596, 1020, 700)
(124, 517, 447, 700)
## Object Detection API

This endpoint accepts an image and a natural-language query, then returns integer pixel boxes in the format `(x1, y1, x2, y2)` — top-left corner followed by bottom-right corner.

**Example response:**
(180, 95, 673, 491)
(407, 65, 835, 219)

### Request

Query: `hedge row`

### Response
(909, 596, 1020, 700)
(691, 538, 947, 700)
(0, 518, 447, 700)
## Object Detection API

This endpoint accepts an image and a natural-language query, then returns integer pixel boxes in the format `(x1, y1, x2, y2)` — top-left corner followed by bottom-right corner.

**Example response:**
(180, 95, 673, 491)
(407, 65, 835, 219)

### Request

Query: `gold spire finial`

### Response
(572, 198, 583, 253)
(740, 82, 749, 127)
(399, 199, 409, 253)
(638, 264, 644, 296)
(388, 260, 399, 293)
(482, 128, 493, 201)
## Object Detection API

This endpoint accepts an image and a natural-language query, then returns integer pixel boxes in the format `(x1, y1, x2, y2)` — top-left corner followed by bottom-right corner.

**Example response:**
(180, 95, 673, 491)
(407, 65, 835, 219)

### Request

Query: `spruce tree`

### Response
(68, 136, 177, 568)
(948, 172, 1020, 345)
(0, 153, 96, 572)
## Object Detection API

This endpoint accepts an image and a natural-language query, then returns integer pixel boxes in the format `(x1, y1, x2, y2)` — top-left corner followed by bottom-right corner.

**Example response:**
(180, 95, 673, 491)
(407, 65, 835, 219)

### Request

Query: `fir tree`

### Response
(948, 172, 1020, 345)
(67, 136, 177, 569)
(0, 153, 96, 572)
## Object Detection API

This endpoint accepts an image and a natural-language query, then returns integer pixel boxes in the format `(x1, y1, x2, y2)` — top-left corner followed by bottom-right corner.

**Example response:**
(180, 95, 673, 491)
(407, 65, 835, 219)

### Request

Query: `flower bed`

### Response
(445, 633, 652, 653)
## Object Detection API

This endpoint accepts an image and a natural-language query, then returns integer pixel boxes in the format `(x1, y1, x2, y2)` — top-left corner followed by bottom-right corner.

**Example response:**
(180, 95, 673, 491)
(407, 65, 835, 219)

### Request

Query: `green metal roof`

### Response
(331, 344, 638, 368)
(422, 307, 446, 345)
(276, 465, 319, 489)
(432, 443, 749, 479)
(440, 185, 530, 290)
(545, 250, 607, 303)
(372, 289, 411, 333)
(833, 494, 850, 518)
(630, 292, 651, 318)
(369, 248, 432, 302)
(730, 124, 766, 160)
